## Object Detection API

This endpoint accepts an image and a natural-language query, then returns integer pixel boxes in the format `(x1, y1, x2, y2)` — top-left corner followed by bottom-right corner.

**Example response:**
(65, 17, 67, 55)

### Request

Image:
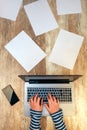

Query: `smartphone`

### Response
(2, 84, 19, 105)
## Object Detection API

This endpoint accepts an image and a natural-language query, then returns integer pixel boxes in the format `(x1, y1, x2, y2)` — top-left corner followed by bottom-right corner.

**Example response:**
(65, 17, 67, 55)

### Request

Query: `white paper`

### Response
(24, 0, 58, 36)
(0, 0, 22, 21)
(49, 29, 84, 70)
(56, 0, 82, 15)
(5, 31, 46, 72)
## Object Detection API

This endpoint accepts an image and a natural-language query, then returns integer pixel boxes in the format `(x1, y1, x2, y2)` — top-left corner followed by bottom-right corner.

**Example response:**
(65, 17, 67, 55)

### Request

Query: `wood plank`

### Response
(0, 0, 87, 130)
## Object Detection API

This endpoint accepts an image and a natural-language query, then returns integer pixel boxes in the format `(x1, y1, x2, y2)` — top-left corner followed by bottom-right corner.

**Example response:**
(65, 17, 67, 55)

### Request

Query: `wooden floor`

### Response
(0, 0, 87, 130)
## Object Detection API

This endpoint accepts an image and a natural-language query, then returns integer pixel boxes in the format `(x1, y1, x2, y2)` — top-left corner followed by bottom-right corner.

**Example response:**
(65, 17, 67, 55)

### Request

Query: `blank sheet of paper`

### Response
(56, 0, 82, 15)
(24, 0, 58, 36)
(0, 0, 22, 21)
(5, 31, 46, 72)
(49, 29, 84, 70)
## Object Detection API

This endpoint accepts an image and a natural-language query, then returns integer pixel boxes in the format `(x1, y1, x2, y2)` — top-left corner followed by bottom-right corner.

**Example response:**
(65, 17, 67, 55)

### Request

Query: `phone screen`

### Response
(2, 84, 19, 105)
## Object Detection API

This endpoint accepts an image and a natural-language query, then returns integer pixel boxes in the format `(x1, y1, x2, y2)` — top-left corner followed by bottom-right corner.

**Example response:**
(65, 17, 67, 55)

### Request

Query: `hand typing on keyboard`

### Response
(30, 93, 67, 130)
(30, 93, 60, 113)
(30, 93, 43, 111)
(44, 93, 60, 114)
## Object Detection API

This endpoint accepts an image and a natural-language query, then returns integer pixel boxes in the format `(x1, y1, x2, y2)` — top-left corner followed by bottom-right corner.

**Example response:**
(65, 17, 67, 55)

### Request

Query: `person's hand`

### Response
(30, 93, 43, 111)
(44, 93, 60, 114)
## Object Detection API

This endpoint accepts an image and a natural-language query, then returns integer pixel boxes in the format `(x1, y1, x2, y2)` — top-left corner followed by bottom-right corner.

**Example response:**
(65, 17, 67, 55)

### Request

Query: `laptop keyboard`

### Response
(27, 87, 72, 103)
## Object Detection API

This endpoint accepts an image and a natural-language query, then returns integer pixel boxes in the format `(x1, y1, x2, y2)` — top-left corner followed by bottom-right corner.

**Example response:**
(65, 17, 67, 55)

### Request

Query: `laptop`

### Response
(18, 75, 82, 116)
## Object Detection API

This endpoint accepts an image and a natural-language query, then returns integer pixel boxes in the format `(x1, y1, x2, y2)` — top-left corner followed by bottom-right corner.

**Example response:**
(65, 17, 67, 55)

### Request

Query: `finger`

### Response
(40, 98, 43, 105)
(48, 93, 53, 101)
(48, 93, 51, 98)
(30, 98, 33, 106)
(47, 96, 53, 106)
(47, 93, 53, 104)
(30, 96, 34, 102)
(30, 98, 32, 102)
(38, 97, 43, 105)
(52, 96, 56, 101)
(37, 96, 40, 104)
(31, 94, 36, 101)
(34, 93, 38, 102)
(47, 95, 51, 105)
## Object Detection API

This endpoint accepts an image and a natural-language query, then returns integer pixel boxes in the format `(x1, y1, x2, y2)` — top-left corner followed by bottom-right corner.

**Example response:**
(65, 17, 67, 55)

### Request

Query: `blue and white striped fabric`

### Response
(30, 109, 42, 130)
(30, 109, 66, 130)
(51, 109, 67, 130)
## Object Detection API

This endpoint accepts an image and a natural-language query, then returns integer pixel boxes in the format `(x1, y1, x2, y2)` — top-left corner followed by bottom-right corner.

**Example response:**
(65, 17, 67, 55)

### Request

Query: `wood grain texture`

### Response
(0, 0, 87, 130)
